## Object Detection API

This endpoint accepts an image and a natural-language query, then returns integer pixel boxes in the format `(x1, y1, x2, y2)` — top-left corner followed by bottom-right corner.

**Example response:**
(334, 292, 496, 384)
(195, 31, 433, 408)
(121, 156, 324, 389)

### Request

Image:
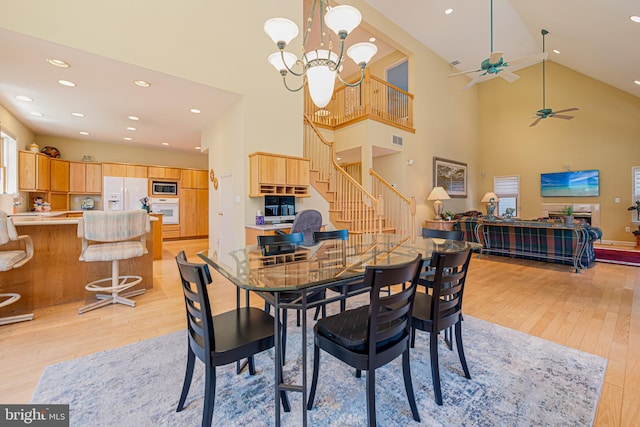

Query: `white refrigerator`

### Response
(103, 176, 149, 211)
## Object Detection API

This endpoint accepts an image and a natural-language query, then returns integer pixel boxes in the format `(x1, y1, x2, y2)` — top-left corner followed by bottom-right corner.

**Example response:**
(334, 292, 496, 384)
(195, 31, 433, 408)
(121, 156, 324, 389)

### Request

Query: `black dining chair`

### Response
(257, 232, 326, 364)
(306, 254, 423, 427)
(314, 229, 369, 312)
(174, 251, 289, 427)
(410, 248, 473, 405)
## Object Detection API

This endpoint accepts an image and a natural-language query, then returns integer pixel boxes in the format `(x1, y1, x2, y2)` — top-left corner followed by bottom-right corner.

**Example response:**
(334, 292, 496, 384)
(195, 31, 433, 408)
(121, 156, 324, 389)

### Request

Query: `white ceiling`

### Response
(1, 1, 638, 153)
(363, 0, 640, 97)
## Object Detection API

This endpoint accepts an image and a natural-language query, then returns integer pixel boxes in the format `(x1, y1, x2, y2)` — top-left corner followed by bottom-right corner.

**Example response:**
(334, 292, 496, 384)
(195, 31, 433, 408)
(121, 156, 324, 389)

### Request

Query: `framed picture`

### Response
(433, 157, 467, 198)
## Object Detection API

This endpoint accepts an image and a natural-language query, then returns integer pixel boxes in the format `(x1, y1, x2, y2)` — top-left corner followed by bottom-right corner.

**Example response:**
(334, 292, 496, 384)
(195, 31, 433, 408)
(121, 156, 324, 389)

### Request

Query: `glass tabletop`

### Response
(198, 234, 481, 292)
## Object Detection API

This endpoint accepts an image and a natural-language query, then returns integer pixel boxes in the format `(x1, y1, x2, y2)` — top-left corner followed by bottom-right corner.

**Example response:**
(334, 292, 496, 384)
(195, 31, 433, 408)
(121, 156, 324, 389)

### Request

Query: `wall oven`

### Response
(151, 181, 178, 196)
(150, 197, 179, 224)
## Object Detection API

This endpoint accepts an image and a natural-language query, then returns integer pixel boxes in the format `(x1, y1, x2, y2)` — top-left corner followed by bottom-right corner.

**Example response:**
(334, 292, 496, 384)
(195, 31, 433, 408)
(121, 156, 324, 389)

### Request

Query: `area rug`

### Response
(595, 246, 640, 266)
(32, 300, 606, 427)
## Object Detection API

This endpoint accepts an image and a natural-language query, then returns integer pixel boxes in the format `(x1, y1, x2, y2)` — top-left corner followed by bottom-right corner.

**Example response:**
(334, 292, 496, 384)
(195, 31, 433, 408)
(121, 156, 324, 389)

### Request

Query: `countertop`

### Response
(11, 211, 159, 226)
(245, 223, 294, 231)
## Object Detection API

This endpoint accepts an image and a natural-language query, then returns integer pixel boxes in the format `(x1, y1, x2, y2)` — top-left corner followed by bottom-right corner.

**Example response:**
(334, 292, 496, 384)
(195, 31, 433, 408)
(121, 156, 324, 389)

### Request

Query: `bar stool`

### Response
(0, 212, 34, 326)
(77, 210, 149, 314)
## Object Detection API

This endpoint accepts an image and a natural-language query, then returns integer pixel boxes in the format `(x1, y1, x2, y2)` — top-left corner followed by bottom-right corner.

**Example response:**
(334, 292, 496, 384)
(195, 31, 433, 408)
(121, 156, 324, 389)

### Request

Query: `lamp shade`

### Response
(427, 187, 451, 201)
(324, 5, 362, 36)
(268, 52, 297, 72)
(264, 18, 299, 45)
(304, 50, 339, 108)
(481, 192, 499, 203)
(347, 42, 378, 66)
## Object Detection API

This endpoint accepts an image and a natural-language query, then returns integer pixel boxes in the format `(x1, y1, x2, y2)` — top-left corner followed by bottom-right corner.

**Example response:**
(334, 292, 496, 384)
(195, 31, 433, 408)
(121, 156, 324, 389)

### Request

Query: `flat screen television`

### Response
(540, 169, 600, 197)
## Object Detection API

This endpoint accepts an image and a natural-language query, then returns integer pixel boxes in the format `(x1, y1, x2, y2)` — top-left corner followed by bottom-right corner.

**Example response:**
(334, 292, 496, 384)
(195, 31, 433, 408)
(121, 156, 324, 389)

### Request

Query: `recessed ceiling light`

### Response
(630, 15, 640, 23)
(79, 131, 90, 135)
(47, 58, 70, 68)
(336, 157, 342, 161)
(16, 95, 33, 102)
(553, 49, 560, 54)
(58, 79, 76, 87)
(71, 112, 85, 117)
(134, 80, 151, 88)
(634, 80, 640, 86)
(124, 137, 132, 141)
(128, 115, 140, 121)
(162, 142, 170, 146)
(190, 108, 201, 114)
(28, 111, 43, 117)
(445, 8, 453, 15)
(194, 146, 201, 150)
(369, 37, 376, 43)
(126, 127, 137, 131)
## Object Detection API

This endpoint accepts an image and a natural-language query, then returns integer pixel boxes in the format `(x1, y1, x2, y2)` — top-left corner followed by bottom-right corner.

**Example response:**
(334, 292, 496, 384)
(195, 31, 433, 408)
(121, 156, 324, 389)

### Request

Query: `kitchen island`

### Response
(0, 212, 156, 315)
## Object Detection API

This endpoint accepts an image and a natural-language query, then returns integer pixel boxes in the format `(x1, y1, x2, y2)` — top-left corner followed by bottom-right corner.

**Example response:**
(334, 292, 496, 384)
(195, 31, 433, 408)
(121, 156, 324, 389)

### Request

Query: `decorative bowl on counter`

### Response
(81, 197, 95, 210)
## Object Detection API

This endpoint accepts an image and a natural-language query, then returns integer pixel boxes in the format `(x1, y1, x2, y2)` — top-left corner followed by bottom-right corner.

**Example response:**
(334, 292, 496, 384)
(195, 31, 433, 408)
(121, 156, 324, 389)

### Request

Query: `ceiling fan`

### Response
(530, 29, 579, 127)
(448, 0, 547, 90)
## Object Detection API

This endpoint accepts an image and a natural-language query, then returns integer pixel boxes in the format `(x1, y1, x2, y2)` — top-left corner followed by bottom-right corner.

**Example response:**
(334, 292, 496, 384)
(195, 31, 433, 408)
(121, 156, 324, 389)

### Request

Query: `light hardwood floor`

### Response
(1, 239, 639, 426)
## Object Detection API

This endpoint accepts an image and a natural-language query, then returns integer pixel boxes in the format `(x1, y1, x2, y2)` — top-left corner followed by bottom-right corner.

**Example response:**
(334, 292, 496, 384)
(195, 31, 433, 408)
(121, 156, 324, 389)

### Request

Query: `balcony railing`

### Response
(305, 69, 414, 133)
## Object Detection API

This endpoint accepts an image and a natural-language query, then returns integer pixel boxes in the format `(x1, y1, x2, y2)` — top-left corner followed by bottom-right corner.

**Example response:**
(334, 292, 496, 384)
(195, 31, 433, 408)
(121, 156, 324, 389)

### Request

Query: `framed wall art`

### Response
(433, 157, 467, 198)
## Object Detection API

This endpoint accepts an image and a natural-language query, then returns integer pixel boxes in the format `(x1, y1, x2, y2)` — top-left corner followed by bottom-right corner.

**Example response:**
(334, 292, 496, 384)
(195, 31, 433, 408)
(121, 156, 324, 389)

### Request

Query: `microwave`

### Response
(151, 181, 178, 196)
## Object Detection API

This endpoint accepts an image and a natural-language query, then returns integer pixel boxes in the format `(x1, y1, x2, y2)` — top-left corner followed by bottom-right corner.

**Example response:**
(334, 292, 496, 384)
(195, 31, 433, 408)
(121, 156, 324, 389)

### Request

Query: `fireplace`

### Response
(541, 203, 600, 227)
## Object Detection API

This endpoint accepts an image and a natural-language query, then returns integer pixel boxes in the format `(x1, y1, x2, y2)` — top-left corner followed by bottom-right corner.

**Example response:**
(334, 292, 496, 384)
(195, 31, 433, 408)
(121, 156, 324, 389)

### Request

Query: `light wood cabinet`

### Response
(179, 186, 209, 238)
(148, 166, 181, 180)
(18, 151, 50, 191)
(181, 169, 208, 189)
(69, 162, 102, 193)
(50, 159, 69, 192)
(49, 192, 69, 211)
(102, 163, 127, 177)
(249, 152, 309, 197)
(126, 164, 147, 178)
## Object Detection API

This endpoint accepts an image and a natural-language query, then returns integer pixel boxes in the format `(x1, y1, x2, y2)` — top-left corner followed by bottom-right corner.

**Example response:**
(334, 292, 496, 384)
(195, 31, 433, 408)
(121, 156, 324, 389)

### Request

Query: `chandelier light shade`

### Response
(427, 186, 451, 219)
(264, 0, 377, 108)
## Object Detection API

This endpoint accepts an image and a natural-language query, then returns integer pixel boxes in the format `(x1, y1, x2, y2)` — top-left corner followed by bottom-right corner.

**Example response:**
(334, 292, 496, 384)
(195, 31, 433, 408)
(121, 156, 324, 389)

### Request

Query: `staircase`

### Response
(303, 115, 415, 238)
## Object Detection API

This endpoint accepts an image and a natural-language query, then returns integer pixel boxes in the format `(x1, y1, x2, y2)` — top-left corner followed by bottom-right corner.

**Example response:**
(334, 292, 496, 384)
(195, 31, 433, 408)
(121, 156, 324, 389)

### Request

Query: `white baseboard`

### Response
(597, 239, 635, 247)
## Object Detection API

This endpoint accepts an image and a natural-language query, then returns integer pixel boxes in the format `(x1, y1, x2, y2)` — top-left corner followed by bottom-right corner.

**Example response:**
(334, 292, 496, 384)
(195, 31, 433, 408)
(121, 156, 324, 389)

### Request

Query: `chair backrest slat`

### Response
(429, 249, 472, 332)
(257, 232, 304, 256)
(421, 228, 464, 241)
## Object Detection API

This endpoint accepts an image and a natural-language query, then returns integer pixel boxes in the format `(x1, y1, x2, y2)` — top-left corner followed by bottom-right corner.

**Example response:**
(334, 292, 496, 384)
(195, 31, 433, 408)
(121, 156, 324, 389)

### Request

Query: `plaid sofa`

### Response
(454, 217, 602, 270)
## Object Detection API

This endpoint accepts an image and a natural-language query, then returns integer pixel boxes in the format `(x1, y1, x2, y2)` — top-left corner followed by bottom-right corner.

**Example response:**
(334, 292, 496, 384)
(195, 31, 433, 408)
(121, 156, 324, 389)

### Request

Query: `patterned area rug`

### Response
(32, 299, 606, 426)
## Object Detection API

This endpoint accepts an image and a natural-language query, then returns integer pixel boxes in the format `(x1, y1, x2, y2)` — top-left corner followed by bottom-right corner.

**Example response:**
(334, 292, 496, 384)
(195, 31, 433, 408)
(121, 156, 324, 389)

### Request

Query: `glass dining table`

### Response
(198, 233, 481, 427)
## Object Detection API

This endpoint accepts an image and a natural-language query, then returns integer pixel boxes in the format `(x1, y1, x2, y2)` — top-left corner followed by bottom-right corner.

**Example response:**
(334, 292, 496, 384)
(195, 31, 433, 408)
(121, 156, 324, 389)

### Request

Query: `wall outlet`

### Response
(625, 226, 630, 232)
(615, 197, 620, 203)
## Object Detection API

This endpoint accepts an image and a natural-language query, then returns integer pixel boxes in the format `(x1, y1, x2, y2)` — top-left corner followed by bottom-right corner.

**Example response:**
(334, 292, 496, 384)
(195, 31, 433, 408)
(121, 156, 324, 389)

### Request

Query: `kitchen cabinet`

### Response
(102, 163, 147, 178)
(249, 152, 309, 197)
(69, 162, 102, 193)
(148, 166, 181, 180)
(50, 158, 69, 192)
(181, 169, 208, 189)
(179, 185, 209, 238)
(70, 162, 102, 193)
(18, 151, 50, 191)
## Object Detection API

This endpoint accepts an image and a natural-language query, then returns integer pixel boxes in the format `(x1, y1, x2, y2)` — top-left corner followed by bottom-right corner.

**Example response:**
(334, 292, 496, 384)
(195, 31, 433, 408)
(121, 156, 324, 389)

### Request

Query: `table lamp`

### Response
(481, 192, 499, 220)
(427, 186, 450, 219)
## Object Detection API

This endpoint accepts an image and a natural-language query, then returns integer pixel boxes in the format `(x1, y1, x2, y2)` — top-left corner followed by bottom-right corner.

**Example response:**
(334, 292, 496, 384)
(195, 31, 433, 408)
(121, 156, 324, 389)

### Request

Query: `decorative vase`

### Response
(565, 215, 574, 224)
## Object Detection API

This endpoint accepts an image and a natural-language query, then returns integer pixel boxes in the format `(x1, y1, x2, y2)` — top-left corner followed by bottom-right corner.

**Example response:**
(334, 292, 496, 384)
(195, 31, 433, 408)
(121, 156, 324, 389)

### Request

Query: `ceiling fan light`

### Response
(347, 42, 378, 66)
(268, 52, 297, 71)
(324, 5, 362, 36)
(264, 17, 299, 46)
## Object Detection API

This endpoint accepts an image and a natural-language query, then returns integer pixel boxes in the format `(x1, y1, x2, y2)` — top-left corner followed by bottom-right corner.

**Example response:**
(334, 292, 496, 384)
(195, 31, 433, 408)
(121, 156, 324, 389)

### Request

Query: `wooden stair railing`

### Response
(370, 169, 416, 240)
(304, 115, 383, 234)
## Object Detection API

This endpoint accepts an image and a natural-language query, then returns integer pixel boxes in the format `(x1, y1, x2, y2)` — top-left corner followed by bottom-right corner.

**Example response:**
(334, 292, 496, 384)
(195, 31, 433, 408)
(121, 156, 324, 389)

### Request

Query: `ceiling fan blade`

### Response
(552, 107, 579, 114)
(462, 75, 483, 90)
(551, 114, 575, 120)
(448, 68, 483, 77)
(530, 118, 542, 127)
(489, 51, 504, 64)
(505, 52, 548, 68)
(498, 70, 520, 83)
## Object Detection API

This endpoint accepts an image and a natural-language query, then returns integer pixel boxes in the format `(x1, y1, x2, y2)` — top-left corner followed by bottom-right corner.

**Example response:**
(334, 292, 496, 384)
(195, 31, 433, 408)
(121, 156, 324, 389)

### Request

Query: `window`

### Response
(632, 166, 640, 222)
(494, 175, 519, 216)
(1, 131, 18, 194)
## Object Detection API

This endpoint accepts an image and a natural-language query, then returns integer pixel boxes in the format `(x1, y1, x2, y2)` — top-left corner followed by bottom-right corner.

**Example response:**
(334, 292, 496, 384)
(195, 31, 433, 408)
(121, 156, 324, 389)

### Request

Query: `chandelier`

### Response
(264, 0, 377, 108)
